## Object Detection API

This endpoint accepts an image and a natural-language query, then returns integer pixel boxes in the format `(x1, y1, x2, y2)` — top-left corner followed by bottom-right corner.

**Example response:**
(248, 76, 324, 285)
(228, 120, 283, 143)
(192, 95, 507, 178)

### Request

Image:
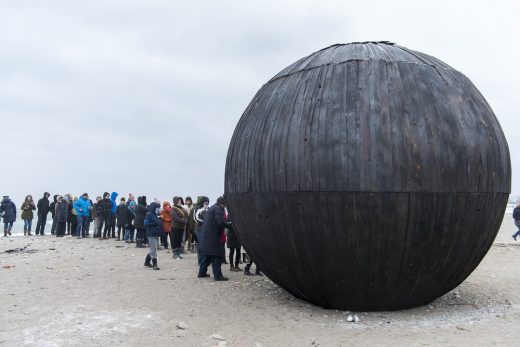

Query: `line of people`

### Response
(1, 193, 263, 278)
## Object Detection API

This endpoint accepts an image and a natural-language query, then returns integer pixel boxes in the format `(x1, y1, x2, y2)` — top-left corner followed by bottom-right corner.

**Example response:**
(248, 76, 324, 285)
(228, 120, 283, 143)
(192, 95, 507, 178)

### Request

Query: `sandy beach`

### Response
(1, 214, 519, 347)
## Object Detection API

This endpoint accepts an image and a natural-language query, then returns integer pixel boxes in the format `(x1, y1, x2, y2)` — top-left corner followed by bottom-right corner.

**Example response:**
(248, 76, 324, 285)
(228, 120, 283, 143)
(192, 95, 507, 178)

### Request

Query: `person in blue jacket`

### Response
(109, 192, 118, 238)
(144, 201, 162, 270)
(73, 193, 92, 239)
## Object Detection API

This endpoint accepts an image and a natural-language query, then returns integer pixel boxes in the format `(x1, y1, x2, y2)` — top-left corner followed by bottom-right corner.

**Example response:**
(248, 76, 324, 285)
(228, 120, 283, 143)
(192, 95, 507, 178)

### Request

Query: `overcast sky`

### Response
(1, 0, 518, 204)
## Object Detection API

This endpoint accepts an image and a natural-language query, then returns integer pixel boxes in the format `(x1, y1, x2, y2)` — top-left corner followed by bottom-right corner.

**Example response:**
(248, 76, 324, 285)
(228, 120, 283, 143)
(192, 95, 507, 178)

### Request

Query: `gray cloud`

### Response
(1, 0, 518, 204)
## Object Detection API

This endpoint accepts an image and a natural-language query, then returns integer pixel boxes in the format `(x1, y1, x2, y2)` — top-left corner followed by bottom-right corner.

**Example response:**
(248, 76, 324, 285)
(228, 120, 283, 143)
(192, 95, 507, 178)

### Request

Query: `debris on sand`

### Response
(210, 333, 226, 341)
(176, 322, 188, 330)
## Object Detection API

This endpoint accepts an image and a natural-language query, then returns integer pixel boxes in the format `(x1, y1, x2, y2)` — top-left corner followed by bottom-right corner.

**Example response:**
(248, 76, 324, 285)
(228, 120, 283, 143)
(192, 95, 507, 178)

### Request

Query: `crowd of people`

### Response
(0, 193, 263, 280)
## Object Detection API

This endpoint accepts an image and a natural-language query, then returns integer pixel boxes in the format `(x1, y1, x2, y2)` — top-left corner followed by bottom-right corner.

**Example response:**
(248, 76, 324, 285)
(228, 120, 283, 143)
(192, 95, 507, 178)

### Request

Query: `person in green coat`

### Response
(21, 195, 36, 236)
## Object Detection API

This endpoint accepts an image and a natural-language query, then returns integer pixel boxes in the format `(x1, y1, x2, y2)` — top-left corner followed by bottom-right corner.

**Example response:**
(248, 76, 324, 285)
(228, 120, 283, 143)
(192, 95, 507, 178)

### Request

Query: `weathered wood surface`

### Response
(224, 42, 511, 310)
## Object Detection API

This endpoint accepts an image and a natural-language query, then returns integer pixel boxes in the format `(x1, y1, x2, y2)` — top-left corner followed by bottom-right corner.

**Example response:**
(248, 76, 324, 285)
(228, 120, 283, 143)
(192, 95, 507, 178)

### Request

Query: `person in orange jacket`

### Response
(160, 201, 172, 249)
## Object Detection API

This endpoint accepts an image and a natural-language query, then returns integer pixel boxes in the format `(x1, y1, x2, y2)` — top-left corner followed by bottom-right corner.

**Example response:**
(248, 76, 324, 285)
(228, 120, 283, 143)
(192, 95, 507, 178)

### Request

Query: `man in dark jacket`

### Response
(35, 192, 51, 235)
(97, 192, 113, 239)
(1, 196, 17, 236)
(198, 196, 231, 281)
(49, 195, 58, 235)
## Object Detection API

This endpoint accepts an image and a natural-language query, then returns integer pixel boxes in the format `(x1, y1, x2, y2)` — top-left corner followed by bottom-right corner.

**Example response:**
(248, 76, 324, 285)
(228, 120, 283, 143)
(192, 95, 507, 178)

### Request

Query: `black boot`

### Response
(244, 264, 253, 276)
(144, 254, 152, 267)
(152, 258, 160, 270)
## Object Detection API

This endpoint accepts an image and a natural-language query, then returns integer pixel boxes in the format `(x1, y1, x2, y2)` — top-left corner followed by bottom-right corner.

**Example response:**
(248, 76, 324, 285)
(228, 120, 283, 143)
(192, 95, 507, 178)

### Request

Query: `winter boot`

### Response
(4, 230, 7, 237)
(144, 254, 152, 267)
(24, 229, 27, 236)
(244, 264, 253, 276)
(152, 258, 160, 270)
(235, 262, 242, 271)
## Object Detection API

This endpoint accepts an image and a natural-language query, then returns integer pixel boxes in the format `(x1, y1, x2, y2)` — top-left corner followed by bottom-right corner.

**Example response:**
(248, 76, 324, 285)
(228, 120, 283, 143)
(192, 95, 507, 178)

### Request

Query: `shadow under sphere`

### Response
(224, 41, 511, 311)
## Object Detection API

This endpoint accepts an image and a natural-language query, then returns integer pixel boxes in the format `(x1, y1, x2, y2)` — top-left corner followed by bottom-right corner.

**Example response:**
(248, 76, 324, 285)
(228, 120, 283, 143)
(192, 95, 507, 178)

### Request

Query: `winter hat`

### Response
(217, 196, 226, 206)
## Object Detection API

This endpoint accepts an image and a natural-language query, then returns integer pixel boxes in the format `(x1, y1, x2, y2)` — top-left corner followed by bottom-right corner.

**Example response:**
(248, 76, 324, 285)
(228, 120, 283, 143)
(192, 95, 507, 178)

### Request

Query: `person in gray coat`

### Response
(197, 196, 231, 281)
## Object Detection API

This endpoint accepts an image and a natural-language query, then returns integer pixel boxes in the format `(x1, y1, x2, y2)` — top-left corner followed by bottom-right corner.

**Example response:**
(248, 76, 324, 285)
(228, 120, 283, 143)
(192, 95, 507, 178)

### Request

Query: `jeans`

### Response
(76, 215, 88, 237)
(23, 219, 33, 231)
(35, 214, 48, 235)
(514, 220, 520, 238)
(198, 254, 223, 279)
(148, 237, 159, 259)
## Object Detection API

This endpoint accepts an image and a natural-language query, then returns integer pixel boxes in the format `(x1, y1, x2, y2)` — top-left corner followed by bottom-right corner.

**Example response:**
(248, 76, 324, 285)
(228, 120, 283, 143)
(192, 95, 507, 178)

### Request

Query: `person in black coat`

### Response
(226, 217, 242, 272)
(144, 202, 162, 270)
(198, 196, 231, 281)
(1, 196, 17, 236)
(115, 197, 128, 241)
(49, 195, 58, 235)
(55, 196, 69, 237)
(35, 192, 51, 235)
(134, 196, 148, 247)
(97, 192, 113, 240)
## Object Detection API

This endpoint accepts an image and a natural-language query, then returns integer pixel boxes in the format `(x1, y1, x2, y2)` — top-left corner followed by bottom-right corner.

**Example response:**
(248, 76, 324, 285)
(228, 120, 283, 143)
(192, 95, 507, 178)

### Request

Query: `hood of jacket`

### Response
(148, 202, 160, 214)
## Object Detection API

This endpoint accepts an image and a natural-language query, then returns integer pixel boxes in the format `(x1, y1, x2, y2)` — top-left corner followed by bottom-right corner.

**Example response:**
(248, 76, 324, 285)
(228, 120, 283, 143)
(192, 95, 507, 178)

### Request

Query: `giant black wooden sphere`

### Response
(225, 42, 510, 311)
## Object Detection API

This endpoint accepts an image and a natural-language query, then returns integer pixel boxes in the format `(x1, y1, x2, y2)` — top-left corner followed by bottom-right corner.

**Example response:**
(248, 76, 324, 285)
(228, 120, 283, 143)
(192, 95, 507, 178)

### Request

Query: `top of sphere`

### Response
(271, 41, 454, 82)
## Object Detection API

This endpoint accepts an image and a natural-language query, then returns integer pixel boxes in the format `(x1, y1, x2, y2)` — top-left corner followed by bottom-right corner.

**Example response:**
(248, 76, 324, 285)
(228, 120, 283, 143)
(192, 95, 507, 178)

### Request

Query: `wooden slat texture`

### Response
(224, 42, 511, 311)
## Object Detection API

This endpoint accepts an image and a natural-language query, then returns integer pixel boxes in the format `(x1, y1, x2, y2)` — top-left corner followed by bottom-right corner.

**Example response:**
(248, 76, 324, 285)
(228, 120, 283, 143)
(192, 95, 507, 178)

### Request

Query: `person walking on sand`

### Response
(197, 196, 231, 281)
(35, 192, 51, 235)
(160, 201, 172, 249)
(21, 195, 36, 236)
(55, 196, 68, 237)
(1, 196, 17, 236)
(73, 193, 92, 239)
(512, 203, 520, 241)
(171, 197, 188, 260)
(144, 201, 162, 270)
